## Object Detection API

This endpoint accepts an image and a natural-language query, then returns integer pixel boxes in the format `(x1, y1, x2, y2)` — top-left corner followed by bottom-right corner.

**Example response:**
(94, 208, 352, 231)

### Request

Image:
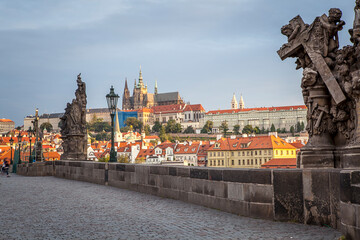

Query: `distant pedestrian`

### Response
(2, 160, 10, 177)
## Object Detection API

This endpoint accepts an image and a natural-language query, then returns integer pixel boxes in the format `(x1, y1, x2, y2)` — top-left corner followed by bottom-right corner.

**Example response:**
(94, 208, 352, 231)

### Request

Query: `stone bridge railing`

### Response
(17, 161, 360, 239)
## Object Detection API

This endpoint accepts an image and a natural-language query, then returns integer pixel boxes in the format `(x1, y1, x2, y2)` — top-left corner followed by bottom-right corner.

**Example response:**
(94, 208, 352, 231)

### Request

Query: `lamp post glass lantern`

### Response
(106, 86, 119, 162)
(17, 132, 22, 164)
(9, 137, 14, 164)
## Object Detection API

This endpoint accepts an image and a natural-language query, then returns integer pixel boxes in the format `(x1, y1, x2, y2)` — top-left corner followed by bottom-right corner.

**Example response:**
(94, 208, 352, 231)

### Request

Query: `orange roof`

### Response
(137, 108, 153, 113)
(174, 143, 200, 154)
(207, 105, 306, 115)
(136, 148, 154, 159)
(144, 136, 160, 140)
(43, 151, 61, 160)
(184, 104, 205, 112)
(289, 142, 305, 149)
(0, 119, 14, 123)
(152, 104, 186, 114)
(261, 158, 297, 169)
(208, 136, 296, 151)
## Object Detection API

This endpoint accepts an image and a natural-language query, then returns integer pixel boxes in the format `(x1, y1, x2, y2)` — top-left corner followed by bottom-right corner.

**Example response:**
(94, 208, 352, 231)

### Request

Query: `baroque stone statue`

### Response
(60, 73, 88, 160)
(278, 2, 360, 168)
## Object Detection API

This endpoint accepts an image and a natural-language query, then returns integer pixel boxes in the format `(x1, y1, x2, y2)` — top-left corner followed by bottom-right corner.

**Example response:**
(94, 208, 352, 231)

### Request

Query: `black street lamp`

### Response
(9, 137, 14, 165)
(106, 86, 119, 162)
(28, 128, 33, 163)
(17, 131, 23, 164)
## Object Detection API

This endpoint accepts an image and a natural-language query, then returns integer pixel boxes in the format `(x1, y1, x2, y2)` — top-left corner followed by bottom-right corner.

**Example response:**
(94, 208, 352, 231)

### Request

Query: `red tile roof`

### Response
(174, 143, 200, 154)
(152, 104, 186, 114)
(207, 136, 296, 151)
(184, 104, 205, 112)
(289, 142, 305, 149)
(261, 158, 297, 169)
(207, 105, 306, 115)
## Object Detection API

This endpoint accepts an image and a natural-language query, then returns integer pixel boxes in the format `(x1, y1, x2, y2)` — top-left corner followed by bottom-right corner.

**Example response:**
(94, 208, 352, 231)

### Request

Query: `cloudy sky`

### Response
(0, 0, 356, 126)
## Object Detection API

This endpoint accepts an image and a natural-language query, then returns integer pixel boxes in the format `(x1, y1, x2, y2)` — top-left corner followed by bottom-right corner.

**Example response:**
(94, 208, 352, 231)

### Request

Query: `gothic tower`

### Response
(231, 93, 238, 109)
(122, 78, 131, 110)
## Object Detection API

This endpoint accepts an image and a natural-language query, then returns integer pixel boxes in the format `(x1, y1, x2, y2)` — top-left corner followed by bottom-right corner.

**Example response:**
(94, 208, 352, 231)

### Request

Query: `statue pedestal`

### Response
(340, 145, 360, 169)
(60, 134, 87, 161)
(297, 133, 335, 168)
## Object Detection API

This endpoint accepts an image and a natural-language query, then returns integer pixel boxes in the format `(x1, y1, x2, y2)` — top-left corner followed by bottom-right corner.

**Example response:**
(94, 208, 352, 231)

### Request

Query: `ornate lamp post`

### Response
(17, 131, 23, 164)
(106, 86, 119, 162)
(9, 137, 14, 165)
(28, 128, 33, 163)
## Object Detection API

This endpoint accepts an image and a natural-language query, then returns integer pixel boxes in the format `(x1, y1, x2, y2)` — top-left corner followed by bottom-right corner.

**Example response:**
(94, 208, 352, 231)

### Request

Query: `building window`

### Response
(281, 150, 283, 155)
(218, 160, 220, 166)
(287, 150, 289, 155)
(221, 152, 224, 157)
(276, 150, 278, 155)
(222, 160, 224, 166)
(242, 152, 245, 156)
(231, 152, 234, 156)
(255, 159, 257, 165)
(247, 151, 250, 156)
(210, 160, 212, 166)
(218, 152, 220, 157)
(259, 150, 262, 155)
(214, 160, 216, 166)
(255, 151, 257, 156)
(251, 159, 253, 165)
(238, 152, 240, 156)
(232, 160, 234, 165)
(238, 160, 241, 165)
(243, 160, 245, 165)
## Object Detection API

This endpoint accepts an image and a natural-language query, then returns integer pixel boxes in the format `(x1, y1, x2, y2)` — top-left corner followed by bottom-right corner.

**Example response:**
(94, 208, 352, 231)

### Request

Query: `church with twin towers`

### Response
(231, 93, 245, 109)
(122, 67, 184, 110)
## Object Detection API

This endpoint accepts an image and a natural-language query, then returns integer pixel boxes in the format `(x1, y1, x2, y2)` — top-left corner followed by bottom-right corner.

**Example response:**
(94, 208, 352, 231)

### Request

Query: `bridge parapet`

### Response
(17, 161, 359, 239)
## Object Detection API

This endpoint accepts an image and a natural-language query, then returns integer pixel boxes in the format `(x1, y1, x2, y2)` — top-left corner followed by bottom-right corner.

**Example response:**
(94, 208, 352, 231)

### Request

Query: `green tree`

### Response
(174, 123, 182, 133)
(125, 117, 142, 131)
(183, 126, 195, 134)
(295, 122, 301, 132)
(117, 155, 130, 163)
(290, 126, 295, 136)
(40, 122, 53, 132)
(260, 127, 266, 134)
(95, 132, 110, 141)
(253, 126, 260, 134)
(152, 121, 162, 133)
(201, 120, 213, 134)
(242, 125, 253, 134)
(144, 125, 151, 136)
(159, 125, 169, 142)
(270, 124, 276, 132)
(300, 122, 305, 132)
(165, 119, 182, 133)
(120, 126, 130, 132)
(219, 121, 229, 137)
(233, 124, 241, 135)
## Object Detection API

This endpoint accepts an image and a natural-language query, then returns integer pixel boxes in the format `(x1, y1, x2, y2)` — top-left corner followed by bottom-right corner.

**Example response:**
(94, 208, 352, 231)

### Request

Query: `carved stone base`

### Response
(339, 145, 360, 169)
(297, 148, 334, 168)
(60, 152, 87, 161)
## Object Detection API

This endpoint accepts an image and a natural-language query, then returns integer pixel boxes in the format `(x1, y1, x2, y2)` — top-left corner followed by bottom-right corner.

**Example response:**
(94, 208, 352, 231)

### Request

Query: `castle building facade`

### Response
(122, 68, 184, 110)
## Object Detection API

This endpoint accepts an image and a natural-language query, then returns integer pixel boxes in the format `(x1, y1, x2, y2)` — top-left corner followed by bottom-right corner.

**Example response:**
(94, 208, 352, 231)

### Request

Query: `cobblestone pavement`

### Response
(0, 175, 342, 240)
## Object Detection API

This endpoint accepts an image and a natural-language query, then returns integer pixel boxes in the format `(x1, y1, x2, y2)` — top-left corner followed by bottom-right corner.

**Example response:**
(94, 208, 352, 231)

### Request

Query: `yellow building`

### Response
(207, 135, 296, 168)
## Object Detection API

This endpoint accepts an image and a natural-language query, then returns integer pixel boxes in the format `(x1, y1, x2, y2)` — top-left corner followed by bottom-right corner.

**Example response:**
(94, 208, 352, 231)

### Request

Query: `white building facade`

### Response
(201, 105, 307, 132)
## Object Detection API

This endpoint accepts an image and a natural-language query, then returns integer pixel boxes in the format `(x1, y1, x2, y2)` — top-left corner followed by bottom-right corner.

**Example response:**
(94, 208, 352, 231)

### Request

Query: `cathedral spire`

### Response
(239, 94, 245, 109)
(139, 66, 144, 87)
(124, 78, 128, 90)
(155, 79, 158, 95)
(231, 93, 238, 109)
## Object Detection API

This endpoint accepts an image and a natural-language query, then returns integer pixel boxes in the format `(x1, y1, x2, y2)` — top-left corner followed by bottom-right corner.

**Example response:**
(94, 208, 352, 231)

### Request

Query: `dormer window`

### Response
(184, 148, 188, 152)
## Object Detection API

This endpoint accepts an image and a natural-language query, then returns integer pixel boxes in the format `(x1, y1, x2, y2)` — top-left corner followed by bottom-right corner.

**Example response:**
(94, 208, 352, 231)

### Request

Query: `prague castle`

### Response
(122, 68, 184, 110)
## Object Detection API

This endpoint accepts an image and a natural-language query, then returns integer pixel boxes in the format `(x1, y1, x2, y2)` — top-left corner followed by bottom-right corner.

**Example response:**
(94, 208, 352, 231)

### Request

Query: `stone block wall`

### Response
(340, 170, 360, 240)
(17, 161, 357, 238)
